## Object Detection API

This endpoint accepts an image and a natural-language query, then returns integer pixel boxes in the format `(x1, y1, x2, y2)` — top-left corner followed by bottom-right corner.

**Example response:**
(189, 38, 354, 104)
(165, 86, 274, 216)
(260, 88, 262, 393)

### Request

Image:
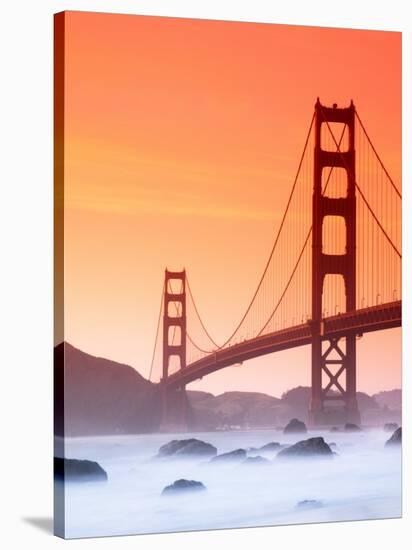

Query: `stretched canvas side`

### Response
(53, 10, 66, 539)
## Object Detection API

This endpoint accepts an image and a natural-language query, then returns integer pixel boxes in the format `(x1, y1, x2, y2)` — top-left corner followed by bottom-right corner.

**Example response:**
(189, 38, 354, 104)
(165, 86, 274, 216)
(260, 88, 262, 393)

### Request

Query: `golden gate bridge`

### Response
(148, 99, 401, 428)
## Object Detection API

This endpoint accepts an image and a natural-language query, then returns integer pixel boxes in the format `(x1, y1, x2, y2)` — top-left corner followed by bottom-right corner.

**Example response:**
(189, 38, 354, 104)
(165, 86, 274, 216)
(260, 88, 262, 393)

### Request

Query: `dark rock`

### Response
(344, 423, 362, 432)
(156, 439, 217, 459)
(259, 442, 281, 452)
(162, 479, 206, 496)
(277, 437, 333, 459)
(210, 449, 246, 463)
(330, 426, 340, 432)
(284, 418, 307, 434)
(242, 456, 270, 465)
(296, 499, 323, 510)
(384, 422, 399, 432)
(54, 457, 108, 482)
(385, 427, 402, 447)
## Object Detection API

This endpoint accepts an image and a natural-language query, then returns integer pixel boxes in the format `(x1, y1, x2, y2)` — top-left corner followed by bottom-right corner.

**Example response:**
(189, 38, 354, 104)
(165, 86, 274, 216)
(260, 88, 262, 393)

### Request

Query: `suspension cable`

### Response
(256, 227, 312, 335)
(186, 329, 215, 355)
(255, 124, 347, 335)
(320, 105, 401, 259)
(186, 112, 315, 352)
(148, 281, 165, 381)
(186, 275, 221, 348)
(162, 109, 400, 367)
(185, 118, 347, 355)
(355, 183, 401, 259)
(355, 110, 401, 199)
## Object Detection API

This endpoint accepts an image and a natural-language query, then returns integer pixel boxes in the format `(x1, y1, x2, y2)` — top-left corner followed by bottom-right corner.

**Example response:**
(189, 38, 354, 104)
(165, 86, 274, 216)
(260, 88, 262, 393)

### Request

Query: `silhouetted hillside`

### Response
(372, 389, 401, 411)
(190, 387, 383, 429)
(278, 386, 380, 421)
(188, 391, 282, 430)
(55, 342, 161, 436)
(54, 343, 401, 435)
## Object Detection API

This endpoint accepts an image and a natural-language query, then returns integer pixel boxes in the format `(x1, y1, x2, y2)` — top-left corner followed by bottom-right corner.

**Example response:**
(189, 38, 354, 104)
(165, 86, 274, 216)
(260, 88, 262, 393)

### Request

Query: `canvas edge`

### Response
(53, 10, 66, 540)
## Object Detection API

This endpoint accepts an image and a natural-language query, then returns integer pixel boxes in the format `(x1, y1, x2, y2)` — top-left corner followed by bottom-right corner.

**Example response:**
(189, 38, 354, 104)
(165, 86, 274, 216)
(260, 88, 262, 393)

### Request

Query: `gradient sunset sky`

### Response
(62, 11, 401, 397)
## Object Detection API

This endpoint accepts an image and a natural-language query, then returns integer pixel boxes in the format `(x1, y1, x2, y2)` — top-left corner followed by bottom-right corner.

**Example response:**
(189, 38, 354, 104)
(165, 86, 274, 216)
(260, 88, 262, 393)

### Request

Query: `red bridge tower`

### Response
(160, 269, 189, 431)
(309, 99, 360, 426)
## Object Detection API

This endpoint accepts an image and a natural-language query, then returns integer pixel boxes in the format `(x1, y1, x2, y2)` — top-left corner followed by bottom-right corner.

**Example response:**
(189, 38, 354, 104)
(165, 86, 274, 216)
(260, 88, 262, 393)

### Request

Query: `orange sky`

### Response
(62, 11, 401, 397)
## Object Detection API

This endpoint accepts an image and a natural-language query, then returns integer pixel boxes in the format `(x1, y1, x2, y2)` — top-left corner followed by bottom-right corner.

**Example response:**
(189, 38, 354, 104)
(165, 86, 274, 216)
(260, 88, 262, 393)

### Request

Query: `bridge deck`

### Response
(165, 301, 401, 389)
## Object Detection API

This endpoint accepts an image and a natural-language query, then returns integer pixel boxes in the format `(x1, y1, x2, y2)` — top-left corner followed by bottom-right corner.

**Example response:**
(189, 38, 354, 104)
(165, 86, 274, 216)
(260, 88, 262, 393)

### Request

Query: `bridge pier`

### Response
(159, 383, 191, 433)
(309, 403, 360, 427)
(308, 327, 360, 427)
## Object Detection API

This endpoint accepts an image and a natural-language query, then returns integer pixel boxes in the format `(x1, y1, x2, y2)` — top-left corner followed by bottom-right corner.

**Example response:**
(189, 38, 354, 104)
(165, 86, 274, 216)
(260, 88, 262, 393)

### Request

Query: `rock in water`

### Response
(277, 437, 333, 459)
(156, 438, 217, 459)
(258, 442, 281, 453)
(344, 423, 362, 432)
(384, 422, 399, 433)
(210, 449, 246, 463)
(283, 418, 307, 434)
(54, 457, 108, 482)
(296, 499, 323, 510)
(242, 456, 270, 465)
(385, 427, 402, 447)
(162, 479, 206, 496)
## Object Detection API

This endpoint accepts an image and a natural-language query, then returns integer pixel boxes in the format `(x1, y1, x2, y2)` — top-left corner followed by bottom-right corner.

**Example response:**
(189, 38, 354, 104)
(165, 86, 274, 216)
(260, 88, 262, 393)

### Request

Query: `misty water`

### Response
(61, 429, 401, 539)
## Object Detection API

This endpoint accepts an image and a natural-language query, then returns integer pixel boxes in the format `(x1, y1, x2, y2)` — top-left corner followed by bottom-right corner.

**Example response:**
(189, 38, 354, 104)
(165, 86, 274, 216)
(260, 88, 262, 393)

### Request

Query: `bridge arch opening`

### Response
(322, 215, 346, 255)
(168, 325, 182, 346)
(166, 354, 183, 375)
(167, 278, 184, 294)
(322, 273, 346, 318)
(167, 301, 182, 317)
(322, 166, 348, 198)
(320, 121, 349, 152)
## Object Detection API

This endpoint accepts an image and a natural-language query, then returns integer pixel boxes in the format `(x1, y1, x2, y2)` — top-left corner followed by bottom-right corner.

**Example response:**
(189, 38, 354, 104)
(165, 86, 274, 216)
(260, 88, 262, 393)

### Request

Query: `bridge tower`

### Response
(309, 99, 360, 426)
(160, 269, 190, 431)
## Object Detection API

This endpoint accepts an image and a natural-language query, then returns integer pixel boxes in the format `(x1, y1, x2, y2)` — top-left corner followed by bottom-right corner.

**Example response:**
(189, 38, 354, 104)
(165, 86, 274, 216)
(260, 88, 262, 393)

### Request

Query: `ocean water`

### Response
(61, 429, 401, 539)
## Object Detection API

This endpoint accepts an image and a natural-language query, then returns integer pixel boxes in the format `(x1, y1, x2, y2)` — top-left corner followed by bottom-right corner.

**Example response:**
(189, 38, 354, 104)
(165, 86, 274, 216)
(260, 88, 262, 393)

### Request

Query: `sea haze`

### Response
(62, 429, 401, 538)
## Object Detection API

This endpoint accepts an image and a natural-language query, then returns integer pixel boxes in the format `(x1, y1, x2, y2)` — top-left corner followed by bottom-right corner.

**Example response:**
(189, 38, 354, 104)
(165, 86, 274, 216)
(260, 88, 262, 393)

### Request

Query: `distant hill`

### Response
(55, 342, 161, 436)
(372, 389, 402, 411)
(188, 391, 282, 430)
(187, 390, 215, 404)
(281, 386, 311, 419)
(55, 343, 401, 435)
(279, 385, 380, 417)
